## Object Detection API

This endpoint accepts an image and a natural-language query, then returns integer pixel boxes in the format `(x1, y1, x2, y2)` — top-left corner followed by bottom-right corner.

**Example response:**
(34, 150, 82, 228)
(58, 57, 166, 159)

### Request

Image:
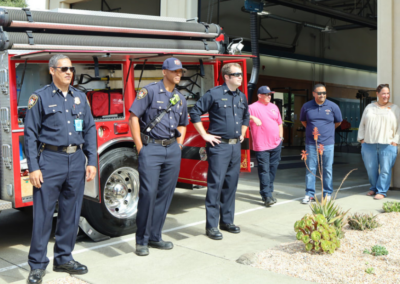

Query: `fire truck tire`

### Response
(82, 147, 139, 237)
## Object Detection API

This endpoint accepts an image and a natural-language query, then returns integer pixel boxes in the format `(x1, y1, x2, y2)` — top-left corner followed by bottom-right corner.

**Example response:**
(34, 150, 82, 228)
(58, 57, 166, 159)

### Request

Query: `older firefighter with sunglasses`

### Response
(24, 54, 97, 284)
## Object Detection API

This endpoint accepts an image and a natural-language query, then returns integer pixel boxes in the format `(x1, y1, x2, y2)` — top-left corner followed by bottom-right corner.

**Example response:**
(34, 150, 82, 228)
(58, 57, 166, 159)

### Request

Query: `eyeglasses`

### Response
(260, 93, 272, 96)
(315, 92, 327, 96)
(228, 73, 243, 77)
(53, 66, 75, 73)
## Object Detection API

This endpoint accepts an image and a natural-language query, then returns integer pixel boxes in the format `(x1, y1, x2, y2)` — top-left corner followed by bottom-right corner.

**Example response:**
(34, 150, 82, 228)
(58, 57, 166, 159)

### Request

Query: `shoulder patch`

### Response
(86, 96, 91, 108)
(137, 88, 148, 100)
(28, 94, 38, 109)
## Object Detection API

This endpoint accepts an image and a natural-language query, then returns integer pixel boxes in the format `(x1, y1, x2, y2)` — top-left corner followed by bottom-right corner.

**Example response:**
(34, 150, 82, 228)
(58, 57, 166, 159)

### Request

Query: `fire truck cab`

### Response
(0, 8, 252, 238)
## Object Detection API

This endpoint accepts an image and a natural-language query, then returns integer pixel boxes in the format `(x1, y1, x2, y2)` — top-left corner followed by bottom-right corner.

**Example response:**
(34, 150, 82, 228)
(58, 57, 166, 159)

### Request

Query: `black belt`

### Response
(44, 144, 81, 154)
(141, 133, 176, 146)
(220, 138, 239, 144)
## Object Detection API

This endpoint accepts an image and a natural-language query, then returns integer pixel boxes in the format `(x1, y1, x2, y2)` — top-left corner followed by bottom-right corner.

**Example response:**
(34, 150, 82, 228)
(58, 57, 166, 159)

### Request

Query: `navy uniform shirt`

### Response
(129, 80, 189, 140)
(24, 82, 97, 172)
(300, 99, 342, 145)
(190, 83, 250, 139)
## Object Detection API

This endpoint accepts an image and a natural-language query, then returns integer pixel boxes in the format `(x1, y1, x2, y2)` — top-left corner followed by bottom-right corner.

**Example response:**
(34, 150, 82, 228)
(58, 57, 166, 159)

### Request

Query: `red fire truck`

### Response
(0, 7, 253, 239)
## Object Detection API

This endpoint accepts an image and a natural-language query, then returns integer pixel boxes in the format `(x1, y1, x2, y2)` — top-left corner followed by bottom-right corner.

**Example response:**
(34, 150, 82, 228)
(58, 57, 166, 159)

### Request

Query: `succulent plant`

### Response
(371, 245, 388, 256)
(348, 213, 381, 231)
(294, 214, 340, 253)
(382, 201, 400, 213)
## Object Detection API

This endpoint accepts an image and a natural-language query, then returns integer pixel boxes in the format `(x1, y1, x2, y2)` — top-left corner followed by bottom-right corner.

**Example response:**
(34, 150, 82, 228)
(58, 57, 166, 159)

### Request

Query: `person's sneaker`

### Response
(302, 195, 314, 204)
(325, 195, 331, 202)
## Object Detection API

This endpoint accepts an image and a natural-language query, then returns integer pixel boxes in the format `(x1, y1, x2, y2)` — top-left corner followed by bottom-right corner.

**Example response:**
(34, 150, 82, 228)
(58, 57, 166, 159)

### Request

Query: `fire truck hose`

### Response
(0, 31, 222, 53)
(0, 8, 221, 39)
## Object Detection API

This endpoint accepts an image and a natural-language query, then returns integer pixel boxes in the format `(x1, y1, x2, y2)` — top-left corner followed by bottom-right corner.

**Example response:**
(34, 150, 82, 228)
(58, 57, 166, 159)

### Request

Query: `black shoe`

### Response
(135, 244, 149, 256)
(206, 227, 223, 240)
(219, 223, 241, 234)
(148, 240, 173, 250)
(264, 197, 275, 206)
(272, 197, 277, 204)
(53, 260, 88, 275)
(27, 269, 45, 284)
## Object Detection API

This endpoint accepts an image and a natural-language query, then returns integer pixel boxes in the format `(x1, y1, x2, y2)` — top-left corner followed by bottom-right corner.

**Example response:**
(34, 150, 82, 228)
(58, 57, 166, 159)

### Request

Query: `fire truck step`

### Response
(0, 199, 12, 211)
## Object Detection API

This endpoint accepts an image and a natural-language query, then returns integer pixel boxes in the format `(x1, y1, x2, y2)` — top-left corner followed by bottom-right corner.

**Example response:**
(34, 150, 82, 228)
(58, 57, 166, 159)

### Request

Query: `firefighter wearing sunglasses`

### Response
(24, 54, 97, 284)
(190, 63, 250, 240)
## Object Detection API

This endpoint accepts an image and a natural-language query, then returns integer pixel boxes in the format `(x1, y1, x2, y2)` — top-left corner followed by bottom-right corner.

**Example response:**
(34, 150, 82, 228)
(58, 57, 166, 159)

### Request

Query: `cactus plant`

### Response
(382, 201, 400, 213)
(294, 214, 340, 253)
(348, 213, 381, 231)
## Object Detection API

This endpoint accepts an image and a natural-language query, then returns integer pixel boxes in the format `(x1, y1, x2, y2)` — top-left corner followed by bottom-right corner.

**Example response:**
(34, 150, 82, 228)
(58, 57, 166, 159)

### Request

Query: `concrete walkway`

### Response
(2, 151, 399, 284)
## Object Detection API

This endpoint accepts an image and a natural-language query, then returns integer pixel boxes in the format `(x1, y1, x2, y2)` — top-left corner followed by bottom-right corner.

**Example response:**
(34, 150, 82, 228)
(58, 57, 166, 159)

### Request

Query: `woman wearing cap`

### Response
(358, 84, 400, 200)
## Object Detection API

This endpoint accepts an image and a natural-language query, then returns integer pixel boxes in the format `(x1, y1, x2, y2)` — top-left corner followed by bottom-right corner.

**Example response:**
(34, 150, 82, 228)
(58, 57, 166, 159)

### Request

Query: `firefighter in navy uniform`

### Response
(24, 54, 97, 284)
(128, 58, 188, 256)
(190, 63, 250, 240)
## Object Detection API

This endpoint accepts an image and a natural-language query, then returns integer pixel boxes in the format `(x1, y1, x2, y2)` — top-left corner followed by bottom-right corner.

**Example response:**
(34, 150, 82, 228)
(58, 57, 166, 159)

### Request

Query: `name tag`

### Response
(74, 119, 83, 132)
(49, 104, 57, 107)
(221, 98, 228, 101)
(157, 101, 164, 103)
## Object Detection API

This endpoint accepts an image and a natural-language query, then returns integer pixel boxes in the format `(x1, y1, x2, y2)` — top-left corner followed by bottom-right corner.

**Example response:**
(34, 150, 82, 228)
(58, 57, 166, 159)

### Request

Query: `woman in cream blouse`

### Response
(358, 84, 400, 200)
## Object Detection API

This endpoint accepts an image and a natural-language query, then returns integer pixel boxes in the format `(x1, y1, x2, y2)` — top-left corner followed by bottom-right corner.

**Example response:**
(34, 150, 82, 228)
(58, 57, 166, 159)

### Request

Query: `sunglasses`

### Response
(228, 73, 243, 77)
(53, 66, 75, 72)
(315, 92, 327, 96)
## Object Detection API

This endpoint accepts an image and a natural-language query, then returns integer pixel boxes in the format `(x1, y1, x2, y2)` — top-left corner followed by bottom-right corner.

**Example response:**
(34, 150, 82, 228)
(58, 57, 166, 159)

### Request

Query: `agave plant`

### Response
(300, 127, 355, 238)
(348, 213, 381, 231)
(382, 201, 400, 213)
(294, 214, 340, 254)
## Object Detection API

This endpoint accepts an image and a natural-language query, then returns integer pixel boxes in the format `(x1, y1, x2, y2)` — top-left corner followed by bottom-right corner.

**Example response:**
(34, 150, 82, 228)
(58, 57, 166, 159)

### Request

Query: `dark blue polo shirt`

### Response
(129, 80, 189, 140)
(300, 99, 342, 145)
(24, 82, 97, 172)
(189, 83, 250, 139)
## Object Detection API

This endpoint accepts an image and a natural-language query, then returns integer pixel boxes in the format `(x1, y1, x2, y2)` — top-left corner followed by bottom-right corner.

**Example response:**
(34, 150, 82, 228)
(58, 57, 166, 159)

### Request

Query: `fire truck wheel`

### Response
(82, 147, 139, 237)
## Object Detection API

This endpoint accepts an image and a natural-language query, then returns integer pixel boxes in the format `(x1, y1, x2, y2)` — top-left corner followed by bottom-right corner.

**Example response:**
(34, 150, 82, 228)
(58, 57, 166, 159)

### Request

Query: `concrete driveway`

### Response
(1, 151, 396, 284)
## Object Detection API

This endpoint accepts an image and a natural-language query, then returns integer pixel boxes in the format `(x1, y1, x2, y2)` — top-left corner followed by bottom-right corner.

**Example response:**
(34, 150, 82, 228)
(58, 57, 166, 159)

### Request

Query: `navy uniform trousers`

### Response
(28, 148, 86, 270)
(205, 142, 241, 229)
(136, 142, 181, 245)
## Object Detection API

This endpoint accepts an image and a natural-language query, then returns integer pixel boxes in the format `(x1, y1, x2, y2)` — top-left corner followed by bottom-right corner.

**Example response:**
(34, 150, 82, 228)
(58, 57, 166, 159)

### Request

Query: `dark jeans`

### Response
(255, 142, 282, 199)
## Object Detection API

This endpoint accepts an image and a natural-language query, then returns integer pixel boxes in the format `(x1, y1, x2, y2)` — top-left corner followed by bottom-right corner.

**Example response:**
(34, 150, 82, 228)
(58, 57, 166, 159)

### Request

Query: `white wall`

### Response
(160, 0, 197, 19)
(26, 0, 47, 10)
(72, 0, 161, 16)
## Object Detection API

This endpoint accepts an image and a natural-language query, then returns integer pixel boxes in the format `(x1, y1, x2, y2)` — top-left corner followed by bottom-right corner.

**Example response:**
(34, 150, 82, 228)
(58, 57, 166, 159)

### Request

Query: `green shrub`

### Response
(348, 213, 381, 231)
(382, 201, 400, 213)
(294, 214, 340, 254)
(371, 245, 388, 256)
(0, 0, 27, 8)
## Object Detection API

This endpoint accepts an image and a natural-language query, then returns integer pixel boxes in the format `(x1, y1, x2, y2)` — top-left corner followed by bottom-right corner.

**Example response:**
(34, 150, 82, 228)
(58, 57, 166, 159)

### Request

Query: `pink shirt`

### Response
(249, 101, 282, 151)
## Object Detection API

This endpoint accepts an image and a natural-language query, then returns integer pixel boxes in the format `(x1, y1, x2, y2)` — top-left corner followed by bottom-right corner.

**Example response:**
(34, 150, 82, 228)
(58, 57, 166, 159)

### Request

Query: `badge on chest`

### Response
(74, 119, 83, 132)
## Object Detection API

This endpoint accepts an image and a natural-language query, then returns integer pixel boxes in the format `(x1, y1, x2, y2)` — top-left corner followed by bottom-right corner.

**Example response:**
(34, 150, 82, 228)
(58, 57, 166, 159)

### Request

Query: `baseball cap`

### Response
(257, 86, 275, 94)
(162, 57, 187, 71)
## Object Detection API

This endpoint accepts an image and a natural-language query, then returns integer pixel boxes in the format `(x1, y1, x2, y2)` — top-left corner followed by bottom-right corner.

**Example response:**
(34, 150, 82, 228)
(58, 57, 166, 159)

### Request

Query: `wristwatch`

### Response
(178, 143, 183, 149)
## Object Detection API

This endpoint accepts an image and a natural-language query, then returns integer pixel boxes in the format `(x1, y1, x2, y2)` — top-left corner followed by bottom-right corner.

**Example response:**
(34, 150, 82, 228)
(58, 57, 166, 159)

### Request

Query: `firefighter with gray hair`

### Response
(190, 63, 250, 240)
(24, 54, 97, 284)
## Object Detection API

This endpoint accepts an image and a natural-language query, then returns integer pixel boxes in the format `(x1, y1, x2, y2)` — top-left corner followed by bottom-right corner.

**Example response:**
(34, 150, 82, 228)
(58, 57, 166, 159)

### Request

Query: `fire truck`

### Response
(0, 7, 253, 239)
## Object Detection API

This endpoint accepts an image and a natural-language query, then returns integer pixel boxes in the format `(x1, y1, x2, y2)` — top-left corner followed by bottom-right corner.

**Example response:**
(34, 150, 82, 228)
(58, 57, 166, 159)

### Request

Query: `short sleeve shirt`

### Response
(300, 99, 342, 145)
(129, 80, 189, 140)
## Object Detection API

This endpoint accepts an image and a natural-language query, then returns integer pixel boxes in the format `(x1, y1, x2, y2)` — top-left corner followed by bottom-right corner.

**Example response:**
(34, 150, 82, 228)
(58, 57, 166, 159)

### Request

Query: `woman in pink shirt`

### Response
(249, 86, 283, 206)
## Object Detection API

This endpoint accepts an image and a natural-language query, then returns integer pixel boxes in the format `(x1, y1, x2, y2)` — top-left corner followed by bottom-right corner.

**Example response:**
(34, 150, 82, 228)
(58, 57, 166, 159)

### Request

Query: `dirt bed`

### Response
(252, 212, 400, 284)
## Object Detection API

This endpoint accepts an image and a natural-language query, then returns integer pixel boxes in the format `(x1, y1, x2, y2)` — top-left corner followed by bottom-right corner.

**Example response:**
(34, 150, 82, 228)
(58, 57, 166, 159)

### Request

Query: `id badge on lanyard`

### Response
(74, 119, 83, 132)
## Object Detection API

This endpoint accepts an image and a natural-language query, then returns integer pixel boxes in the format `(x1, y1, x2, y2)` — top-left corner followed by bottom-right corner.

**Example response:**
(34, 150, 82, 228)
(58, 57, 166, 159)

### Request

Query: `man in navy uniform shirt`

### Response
(190, 63, 250, 240)
(128, 57, 188, 256)
(300, 83, 342, 204)
(24, 54, 97, 284)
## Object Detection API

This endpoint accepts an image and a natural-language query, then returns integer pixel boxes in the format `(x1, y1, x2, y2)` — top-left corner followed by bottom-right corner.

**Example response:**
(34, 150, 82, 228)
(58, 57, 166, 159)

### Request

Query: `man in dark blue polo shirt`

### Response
(300, 84, 342, 203)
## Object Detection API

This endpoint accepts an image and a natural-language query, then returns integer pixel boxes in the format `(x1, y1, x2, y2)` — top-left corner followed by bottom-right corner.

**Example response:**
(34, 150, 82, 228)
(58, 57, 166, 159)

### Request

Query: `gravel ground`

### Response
(252, 212, 400, 284)
(45, 276, 89, 284)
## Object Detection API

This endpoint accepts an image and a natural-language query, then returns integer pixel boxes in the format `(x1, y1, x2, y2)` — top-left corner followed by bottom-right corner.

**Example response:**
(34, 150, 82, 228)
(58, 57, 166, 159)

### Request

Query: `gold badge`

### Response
(137, 88, 148, 100)
(28, 94, 38, 109)
(74, 97, 81, 105)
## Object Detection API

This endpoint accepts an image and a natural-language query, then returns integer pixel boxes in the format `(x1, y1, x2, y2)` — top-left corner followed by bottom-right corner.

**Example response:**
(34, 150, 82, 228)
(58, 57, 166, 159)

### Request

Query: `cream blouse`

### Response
(357, 103, 400, 144)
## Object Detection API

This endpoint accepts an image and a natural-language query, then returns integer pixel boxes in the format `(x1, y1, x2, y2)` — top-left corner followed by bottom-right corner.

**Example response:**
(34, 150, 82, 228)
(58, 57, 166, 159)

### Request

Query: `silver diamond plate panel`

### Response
(0, 199, 12, 211)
